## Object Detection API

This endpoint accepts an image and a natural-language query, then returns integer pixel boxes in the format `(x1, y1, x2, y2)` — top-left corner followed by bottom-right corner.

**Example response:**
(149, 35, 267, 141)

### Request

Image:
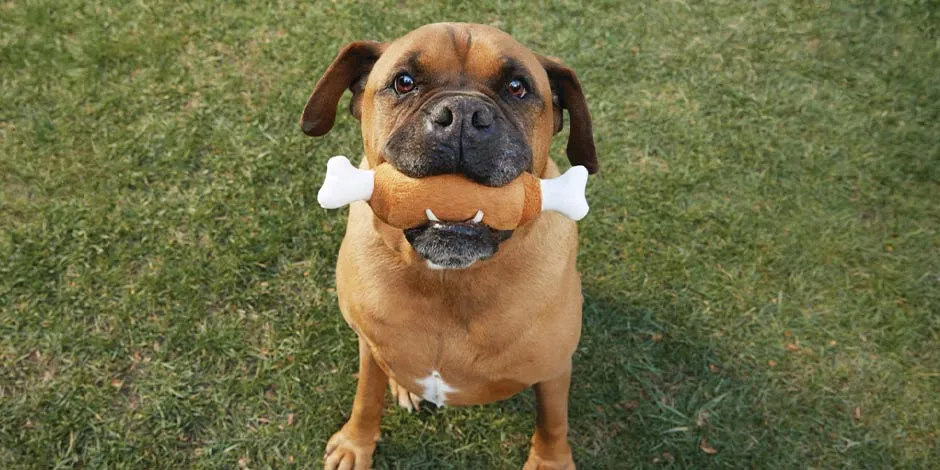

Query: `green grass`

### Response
(1, 0, 938, 468)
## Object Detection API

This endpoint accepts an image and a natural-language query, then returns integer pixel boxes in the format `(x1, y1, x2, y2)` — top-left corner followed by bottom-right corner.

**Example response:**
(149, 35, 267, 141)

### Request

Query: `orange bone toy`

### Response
(317, 156, 589, 230)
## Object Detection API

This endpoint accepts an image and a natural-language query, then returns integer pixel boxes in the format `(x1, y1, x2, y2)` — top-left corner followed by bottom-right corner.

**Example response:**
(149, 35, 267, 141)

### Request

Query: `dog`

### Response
(300, 23, 597, 470)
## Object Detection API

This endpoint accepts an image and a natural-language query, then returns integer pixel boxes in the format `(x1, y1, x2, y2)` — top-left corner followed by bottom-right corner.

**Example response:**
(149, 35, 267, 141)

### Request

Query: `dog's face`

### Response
(302, 23, 596, 269)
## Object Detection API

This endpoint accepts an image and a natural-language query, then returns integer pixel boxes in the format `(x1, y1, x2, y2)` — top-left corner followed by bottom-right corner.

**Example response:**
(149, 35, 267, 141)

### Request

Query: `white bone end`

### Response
(317, 156, 375, 209)
(540, 165, 589, 221)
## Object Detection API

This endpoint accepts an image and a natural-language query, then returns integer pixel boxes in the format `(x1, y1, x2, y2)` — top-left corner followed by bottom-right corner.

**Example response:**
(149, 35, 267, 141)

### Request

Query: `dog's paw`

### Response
(323, 426, 377, 470)
(388, 377, 423, 412)
(523, 453, 576, 470)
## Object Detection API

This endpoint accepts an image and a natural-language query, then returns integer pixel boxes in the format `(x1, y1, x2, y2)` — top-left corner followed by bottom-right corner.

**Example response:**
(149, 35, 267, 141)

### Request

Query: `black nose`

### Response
(381, 93, 530, 187)
(428, 96, 496, 134)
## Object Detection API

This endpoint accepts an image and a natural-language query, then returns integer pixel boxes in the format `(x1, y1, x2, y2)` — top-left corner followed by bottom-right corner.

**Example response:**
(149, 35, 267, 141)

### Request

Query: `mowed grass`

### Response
(1, 0, 938, 468)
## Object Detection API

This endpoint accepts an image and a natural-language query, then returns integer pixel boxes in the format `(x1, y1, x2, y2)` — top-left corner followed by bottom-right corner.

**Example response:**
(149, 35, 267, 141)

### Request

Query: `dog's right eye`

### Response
(393, 73, 416, 94)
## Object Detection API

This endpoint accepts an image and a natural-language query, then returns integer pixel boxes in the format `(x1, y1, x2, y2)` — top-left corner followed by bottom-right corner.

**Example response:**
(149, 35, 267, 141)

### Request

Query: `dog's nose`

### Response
(383, 93, 528, 187)
(428, 96, 496, 135)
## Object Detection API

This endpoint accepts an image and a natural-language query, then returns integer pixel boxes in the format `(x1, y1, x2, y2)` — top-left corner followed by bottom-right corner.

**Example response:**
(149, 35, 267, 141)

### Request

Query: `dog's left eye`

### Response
(507, 79, 527, 99)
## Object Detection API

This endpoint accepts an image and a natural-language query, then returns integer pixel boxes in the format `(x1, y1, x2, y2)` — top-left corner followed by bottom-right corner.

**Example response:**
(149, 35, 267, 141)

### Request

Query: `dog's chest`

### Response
(338, 229, 583, 407)
(363, 323, 539, 407)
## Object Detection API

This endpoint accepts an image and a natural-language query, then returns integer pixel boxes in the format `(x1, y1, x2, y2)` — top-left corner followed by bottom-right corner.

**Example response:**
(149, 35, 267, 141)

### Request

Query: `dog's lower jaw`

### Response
(404, 221, 512, 270)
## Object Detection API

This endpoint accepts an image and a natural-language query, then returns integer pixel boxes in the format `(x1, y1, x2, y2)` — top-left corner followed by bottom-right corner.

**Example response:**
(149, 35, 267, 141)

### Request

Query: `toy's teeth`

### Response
(427, 209, 482, 223)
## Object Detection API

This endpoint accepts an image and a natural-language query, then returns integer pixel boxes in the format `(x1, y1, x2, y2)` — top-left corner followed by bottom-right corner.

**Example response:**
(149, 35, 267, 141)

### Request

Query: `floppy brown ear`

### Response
(300, 40, 386, 137)
(537, 55, 598, 174)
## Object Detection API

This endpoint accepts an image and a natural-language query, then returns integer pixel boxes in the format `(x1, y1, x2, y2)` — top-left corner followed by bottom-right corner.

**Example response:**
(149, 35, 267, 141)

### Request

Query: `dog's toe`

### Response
(522, 455, 575, 470)
(523, 446, 576, 470)
(388, 377, 422, 412)
(324, 427, 376, 470)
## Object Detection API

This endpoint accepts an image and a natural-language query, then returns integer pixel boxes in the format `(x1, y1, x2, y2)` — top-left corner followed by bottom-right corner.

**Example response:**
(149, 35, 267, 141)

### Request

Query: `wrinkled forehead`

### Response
(372, 24, 546, 88)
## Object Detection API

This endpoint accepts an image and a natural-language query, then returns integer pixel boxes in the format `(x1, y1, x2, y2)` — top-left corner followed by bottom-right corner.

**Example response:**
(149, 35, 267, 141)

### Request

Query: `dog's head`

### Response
(302, 23, 596, 269)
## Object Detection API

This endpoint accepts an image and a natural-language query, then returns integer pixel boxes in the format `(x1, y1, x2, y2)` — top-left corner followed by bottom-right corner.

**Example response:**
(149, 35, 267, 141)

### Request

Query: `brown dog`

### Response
(301, 23, 597, 469)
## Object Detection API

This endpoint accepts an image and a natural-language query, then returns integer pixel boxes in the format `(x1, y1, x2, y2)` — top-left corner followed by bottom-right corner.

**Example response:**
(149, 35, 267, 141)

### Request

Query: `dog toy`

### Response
(317, 156, 589, 230)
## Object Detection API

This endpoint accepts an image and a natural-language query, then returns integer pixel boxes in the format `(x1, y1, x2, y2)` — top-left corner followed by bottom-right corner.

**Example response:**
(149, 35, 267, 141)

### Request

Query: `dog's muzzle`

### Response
(387, 93, 528, 269)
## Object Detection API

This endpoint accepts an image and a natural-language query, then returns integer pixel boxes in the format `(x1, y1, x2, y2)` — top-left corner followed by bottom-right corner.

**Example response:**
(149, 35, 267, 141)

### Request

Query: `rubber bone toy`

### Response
(317, 156, 590, 230)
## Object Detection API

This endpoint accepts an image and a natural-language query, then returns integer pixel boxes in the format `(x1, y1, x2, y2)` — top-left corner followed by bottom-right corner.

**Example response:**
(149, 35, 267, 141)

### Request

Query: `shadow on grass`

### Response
(559, 290, 916, 469)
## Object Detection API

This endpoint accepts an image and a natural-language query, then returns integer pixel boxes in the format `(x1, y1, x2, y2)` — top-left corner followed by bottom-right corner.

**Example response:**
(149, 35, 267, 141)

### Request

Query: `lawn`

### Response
(1, 0, 938, 468)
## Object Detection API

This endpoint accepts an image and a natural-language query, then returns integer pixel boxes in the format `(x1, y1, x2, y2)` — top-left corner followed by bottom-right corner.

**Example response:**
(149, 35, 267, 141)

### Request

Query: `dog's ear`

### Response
(537, 55, 598, 174)
(300, 40, 386, 137)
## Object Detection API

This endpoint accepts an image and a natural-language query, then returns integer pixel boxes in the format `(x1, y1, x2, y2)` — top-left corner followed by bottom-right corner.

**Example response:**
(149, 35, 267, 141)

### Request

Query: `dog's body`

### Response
(302, 23, 596, 469)
(338, 159, 582, 406)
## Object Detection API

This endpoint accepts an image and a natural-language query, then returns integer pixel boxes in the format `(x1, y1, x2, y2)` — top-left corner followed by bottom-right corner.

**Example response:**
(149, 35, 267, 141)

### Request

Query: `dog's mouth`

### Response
(404, 209, 513, 270)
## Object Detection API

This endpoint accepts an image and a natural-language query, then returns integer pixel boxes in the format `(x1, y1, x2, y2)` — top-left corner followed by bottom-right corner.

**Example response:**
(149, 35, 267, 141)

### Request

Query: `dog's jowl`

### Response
(301, 23, 597, 470)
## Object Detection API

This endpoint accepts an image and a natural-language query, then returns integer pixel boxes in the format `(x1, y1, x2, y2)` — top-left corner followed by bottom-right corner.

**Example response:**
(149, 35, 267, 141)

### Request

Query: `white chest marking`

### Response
(415, 370, 457, 407)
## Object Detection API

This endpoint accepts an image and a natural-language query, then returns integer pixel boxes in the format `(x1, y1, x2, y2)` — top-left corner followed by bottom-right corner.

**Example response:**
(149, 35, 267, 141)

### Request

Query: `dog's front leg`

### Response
(324, 335, 387, 470)
(524, 366, 576, 470)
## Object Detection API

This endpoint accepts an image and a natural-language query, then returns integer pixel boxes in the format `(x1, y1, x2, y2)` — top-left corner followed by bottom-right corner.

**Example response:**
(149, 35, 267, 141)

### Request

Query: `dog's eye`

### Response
(394, 73, 416, 94)
(507, 78, 527, 99)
